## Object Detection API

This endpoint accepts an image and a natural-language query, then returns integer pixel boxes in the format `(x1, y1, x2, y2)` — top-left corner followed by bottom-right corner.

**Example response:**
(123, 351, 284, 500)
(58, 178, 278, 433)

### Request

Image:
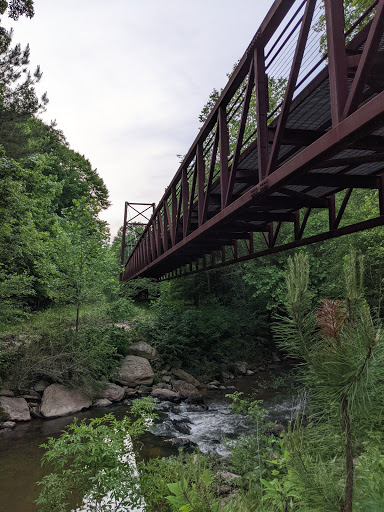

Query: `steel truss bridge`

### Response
(122, 0, 384, 281)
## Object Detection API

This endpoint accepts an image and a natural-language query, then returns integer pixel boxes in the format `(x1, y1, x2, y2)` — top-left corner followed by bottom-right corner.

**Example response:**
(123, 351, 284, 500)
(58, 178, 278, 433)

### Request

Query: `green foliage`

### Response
(0, 325, 128, 391)
(36, 400, 157, 512)
(106, 297, 135, 323)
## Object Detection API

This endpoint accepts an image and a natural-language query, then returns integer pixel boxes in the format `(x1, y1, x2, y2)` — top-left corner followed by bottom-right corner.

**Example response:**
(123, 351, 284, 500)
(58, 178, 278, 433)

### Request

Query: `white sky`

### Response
(5, 0, 274, 238)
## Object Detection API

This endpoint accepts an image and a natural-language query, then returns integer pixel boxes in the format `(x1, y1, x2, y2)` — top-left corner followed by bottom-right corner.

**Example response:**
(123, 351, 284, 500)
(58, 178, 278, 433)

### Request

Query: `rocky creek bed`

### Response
(0, 338, 296, 512)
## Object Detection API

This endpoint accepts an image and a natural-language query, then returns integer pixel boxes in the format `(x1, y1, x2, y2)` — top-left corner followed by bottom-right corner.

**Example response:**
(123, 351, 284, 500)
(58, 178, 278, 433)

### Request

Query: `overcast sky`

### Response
(5, 1, 274, 238)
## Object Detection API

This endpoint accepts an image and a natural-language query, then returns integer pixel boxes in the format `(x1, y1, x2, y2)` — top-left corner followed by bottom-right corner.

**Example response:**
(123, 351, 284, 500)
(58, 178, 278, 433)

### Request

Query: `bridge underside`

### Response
(122, 0, 384, 281)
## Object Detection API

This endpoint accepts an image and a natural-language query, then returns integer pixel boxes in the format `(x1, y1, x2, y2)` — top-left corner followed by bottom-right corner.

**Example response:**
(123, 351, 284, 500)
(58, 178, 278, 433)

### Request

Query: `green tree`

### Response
(274, 252, 384, 512)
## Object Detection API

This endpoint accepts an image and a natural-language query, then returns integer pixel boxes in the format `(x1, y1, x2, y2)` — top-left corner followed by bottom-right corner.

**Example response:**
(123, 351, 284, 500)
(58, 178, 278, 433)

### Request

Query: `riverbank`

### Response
(0, 367, 296, 512)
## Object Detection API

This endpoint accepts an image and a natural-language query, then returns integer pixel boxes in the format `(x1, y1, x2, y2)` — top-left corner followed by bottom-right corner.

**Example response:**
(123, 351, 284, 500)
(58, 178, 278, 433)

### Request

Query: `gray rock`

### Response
(0, 421, 16, 429)
(129, 342, 158, 360)
(246, 370, 255, 376)
(162, 375, 172, 383)
(117, 355, 154, 387)
(124, 387, 139, 398)
(153, 383, 172, 390)
(171, 368, 200, 388)
(34, 380, 50, 393)
(137, 384, 152, 395)
(169, 438, 196, 448)
(115, 322, 131, 330)
(208, 380, 221, 387)
(40, 384, 92, 418)
(100, 383, 125, 402)
(272, 352, 281, 363)
(93, 398, 112, 407)
(172, 380, 201, 400)
(151, 388, 180, 402)
(0, 397, 31, 421)
(208, 384, 219, 390)
(229, 361, 248, 375)
(162, 363, 171, 372)
(0, 389, 14, 397)
(173, 419, 191, 435)
(22, 394, 41, 401)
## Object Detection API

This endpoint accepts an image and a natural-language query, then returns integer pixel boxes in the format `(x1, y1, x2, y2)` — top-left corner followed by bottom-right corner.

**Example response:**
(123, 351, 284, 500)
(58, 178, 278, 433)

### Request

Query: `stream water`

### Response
(0, 371, 298, 512)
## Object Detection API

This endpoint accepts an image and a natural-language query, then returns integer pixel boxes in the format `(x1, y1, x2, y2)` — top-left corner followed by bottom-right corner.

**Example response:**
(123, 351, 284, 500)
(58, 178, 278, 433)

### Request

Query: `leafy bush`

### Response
(106, 297, 135, 323)
(0, 325, 128, 391)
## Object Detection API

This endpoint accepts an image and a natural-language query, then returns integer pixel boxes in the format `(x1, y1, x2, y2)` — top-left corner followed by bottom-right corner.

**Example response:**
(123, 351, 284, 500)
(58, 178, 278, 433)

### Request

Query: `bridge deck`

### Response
(122, 0, 384, 281)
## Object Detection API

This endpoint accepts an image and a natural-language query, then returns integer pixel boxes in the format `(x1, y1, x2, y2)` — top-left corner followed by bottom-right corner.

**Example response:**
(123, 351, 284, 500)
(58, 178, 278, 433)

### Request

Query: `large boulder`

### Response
(117, 355, 154, 386)
(129, 342, 158, 360)
(99, 383, 125, 402)
(171, 368, 200, 388)
(172, 380, 201, 400)
(40, 384, 92, 418)
(0, 397, 31, 421)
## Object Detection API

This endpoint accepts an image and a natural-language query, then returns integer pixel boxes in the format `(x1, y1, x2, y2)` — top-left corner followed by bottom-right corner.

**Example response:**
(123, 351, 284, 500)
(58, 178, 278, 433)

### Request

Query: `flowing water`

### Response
(0, 370, 298, 512)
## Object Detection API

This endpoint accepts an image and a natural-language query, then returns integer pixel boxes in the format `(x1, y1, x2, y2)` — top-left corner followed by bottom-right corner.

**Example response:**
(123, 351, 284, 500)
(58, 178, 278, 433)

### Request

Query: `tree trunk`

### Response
(342, 395, 354, 512)
(75, 303, 80, 334)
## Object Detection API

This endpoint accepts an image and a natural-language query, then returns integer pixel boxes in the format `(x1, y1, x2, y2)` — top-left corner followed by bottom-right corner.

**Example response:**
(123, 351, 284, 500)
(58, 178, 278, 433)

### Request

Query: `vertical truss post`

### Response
(222, 246, 226, 263)
(120, 202, 128, 273)
(233, 240, 238, 259)
(343, 0, 384, 118)
(294, 210, 300, 240)
(182, 167, 189, 238)
(197, 142, 205, 226)
(254, 46, 269, 181)
(329, 195, 336, 230)
(219, 105, 230, 210)
(324, 0, 348, 126)
(249, 232, 254, 254)
(225, 59, 255, 207)
(267, 0, 317, 176)
(379, 176, 384, 216)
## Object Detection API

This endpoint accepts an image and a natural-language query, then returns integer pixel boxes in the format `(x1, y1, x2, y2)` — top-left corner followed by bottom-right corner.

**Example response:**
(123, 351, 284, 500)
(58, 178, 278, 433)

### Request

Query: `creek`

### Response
(0, 370, 298, 512)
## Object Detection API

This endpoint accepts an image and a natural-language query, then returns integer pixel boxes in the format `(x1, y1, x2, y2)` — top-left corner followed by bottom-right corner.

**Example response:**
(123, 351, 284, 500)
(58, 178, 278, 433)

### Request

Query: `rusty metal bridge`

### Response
(122, 0, 384, 281)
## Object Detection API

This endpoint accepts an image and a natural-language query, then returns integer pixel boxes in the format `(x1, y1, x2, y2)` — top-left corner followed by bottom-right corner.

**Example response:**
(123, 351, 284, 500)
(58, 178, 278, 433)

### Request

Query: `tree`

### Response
(274, 252, 384, 512)
(52, 198, 112, 332)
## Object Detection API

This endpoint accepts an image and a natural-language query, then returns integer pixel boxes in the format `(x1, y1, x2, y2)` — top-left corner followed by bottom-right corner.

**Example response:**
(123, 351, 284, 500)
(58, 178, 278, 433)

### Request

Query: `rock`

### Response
(93, 398, 112, 407)
(153, 383, 172, 390)
(124, 387, 139, 398)
(171, 368, 200, 388)
(219, 386, 226, 390)
(268, 423, 286, 437)
(162, 363, 171, 372)
(151, 388, 180, 402)
(162, 375, 172, 384)
(0, 421, 16, 429)
(169, 438, 196, 448)
(137, 384, 152, 395)
(216, 471, 240, 482)
(115, 321, 131, 330)
(221, 371, 232, 380)
(40, 384, 92, 418)
(208, 384, 219, 390)
(22, 394, 40, 401)
(196, 374, 210, 384)
(172, 380, 202, 400)
(246, 370, 255, 376)
(117, 355, 154, 387)
(229, 361, 248, 375)
(226, 386, 236, 390)
(34, 380, 50, 393)
(0, 389, 14, 397)
(173, 419, 191, 435)
(0, 397, 31, 421)
(29, 405, 43, 419)
(129, 341, 158, 360)
(100, 383, 125, 402)
(208, 380, 221, 387)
